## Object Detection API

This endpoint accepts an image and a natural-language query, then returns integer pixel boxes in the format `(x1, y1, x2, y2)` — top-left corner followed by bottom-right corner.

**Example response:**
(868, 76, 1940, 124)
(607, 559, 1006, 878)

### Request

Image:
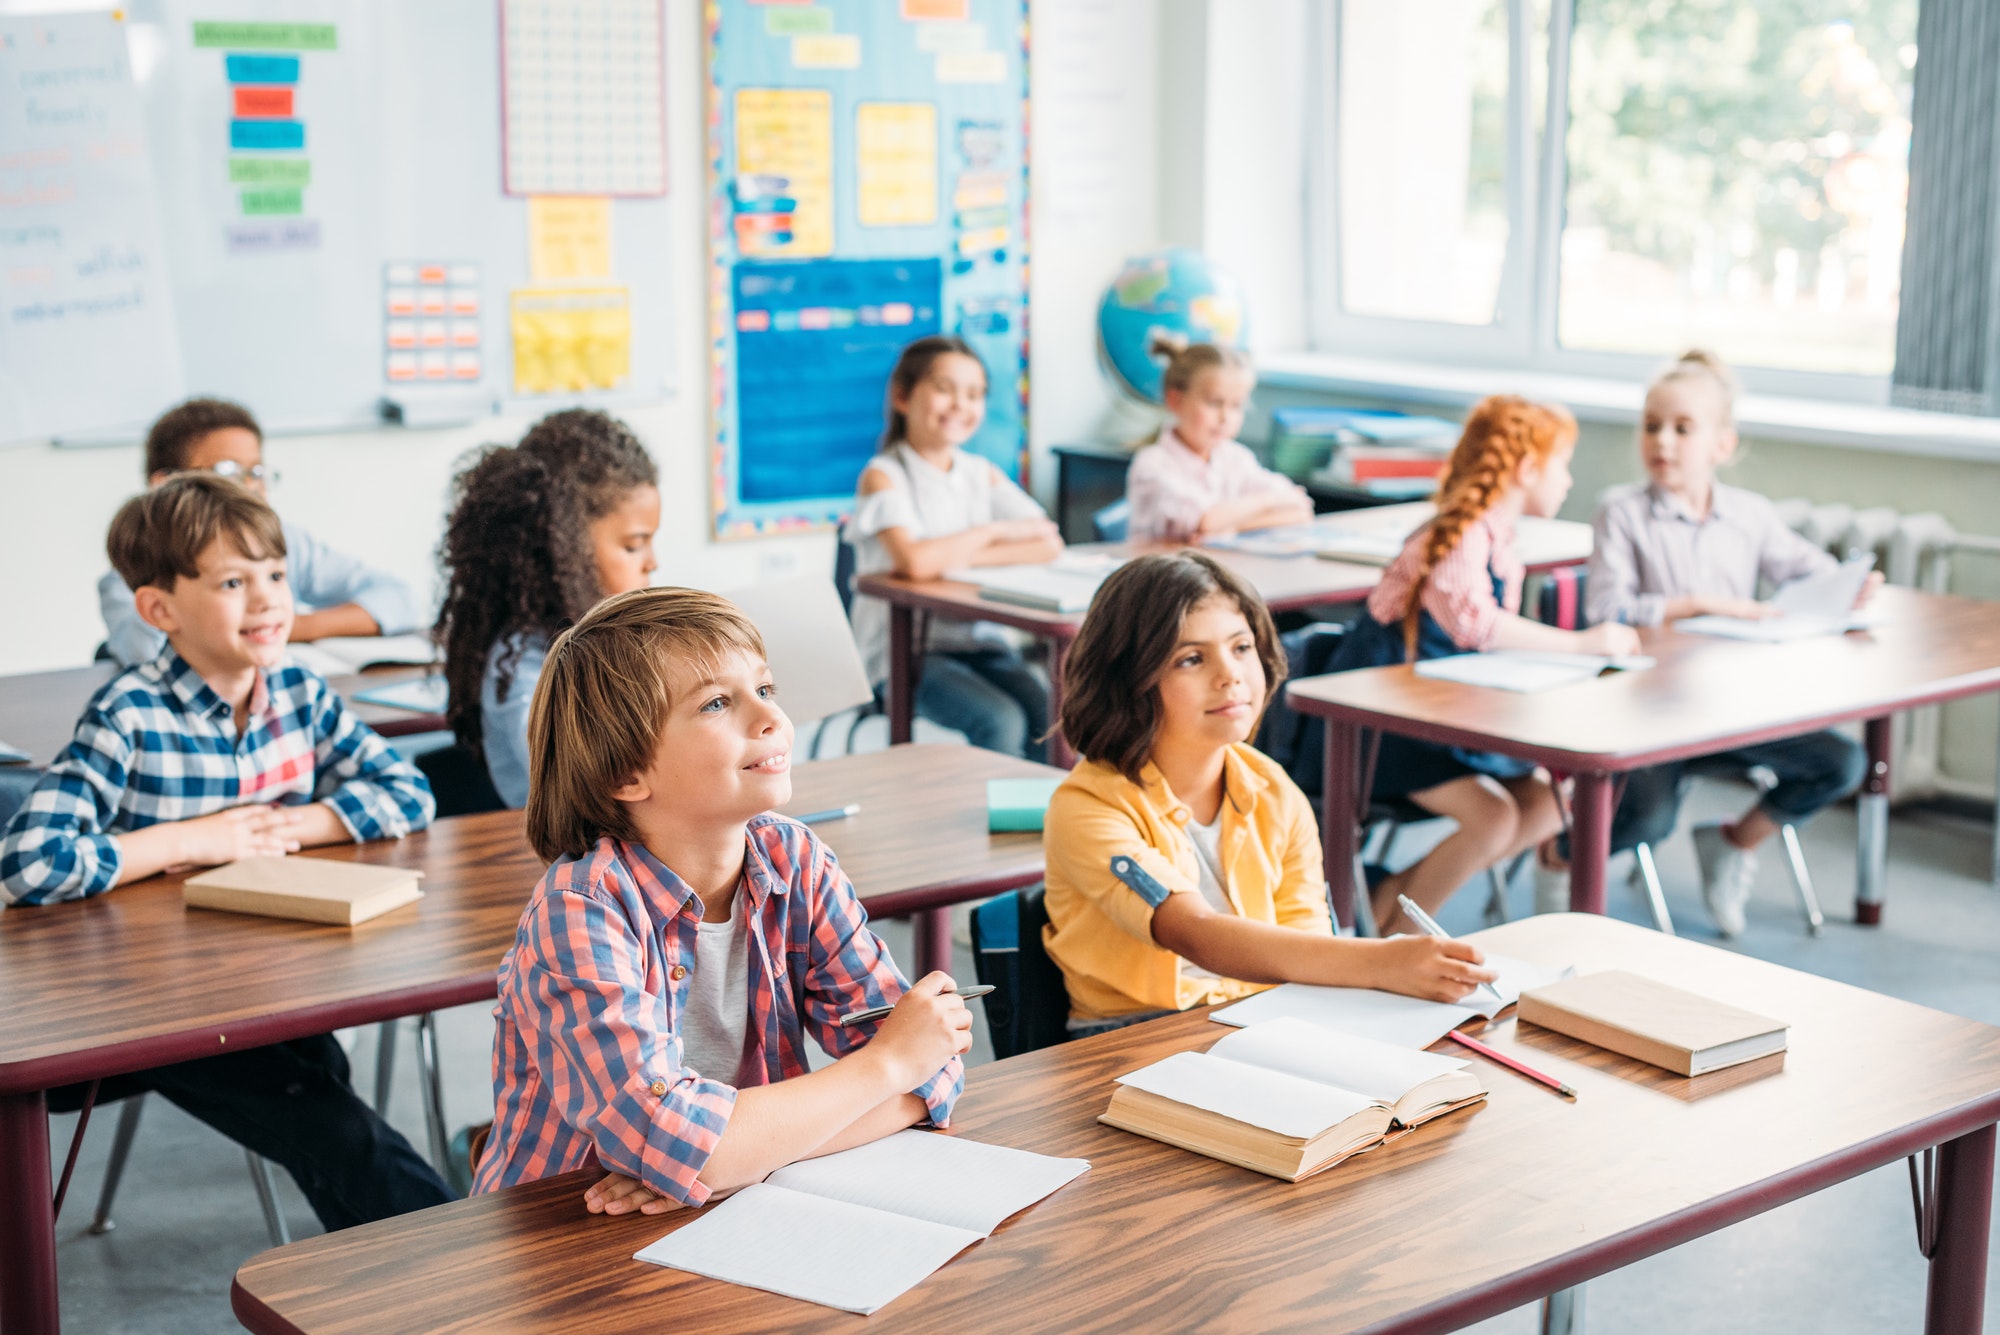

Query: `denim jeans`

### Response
(51, 1033, 455, 1231)
(914, 648, 1049, 762)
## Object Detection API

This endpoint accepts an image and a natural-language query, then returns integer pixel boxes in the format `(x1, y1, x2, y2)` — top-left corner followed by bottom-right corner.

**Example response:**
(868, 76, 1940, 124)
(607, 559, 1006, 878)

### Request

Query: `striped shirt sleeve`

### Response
(0, 711, 133, 905)
(306, 681, 434, 840)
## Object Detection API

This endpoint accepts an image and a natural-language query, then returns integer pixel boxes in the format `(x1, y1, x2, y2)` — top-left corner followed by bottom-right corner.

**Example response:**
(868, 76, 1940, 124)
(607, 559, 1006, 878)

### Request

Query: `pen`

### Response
(1396, 894, 1504, 1007)
(796, 803, 861, 825)
(838, 984, 995, 1027)
(1447, 1028, 1579, 1100)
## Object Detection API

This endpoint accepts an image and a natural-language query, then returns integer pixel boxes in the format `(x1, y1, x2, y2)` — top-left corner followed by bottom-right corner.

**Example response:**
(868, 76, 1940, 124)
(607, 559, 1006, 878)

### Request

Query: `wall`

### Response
(0, 0, 1165, 676)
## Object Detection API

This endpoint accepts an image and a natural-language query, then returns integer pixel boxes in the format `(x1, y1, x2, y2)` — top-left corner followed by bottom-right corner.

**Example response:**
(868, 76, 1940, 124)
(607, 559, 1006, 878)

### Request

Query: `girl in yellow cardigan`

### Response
(1042, 552, 1494, 1034)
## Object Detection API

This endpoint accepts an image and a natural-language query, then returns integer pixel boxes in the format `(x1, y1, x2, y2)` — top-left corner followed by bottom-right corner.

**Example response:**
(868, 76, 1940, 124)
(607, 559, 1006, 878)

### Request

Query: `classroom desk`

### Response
(227, 913, 2000, 1335)
(1287, 586, 2000, 931)
(857, 505, 1592, 768)
(0, 743, 1058, 1335)
(0, 663, 445, 769)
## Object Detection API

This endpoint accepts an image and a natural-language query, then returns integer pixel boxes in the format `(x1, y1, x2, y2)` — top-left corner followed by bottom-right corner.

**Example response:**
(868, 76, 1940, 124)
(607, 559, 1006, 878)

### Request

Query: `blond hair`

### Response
(524, 587, 767, 862)
(1649, 348, 1737, 425)
(1148, 331, 1253, 399)
(1401, 396, 1578, 659)
(106, 471, 286, 593)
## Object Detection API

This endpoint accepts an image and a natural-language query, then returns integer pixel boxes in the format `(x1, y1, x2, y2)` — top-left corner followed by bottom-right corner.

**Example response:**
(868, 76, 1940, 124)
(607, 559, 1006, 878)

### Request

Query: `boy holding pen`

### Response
(471, 587, 970, 1215)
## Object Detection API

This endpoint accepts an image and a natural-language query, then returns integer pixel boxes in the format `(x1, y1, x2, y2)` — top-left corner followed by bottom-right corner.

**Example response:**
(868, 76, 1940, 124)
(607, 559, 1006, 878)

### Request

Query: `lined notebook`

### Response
(634, 1131, 1088, 1315)
(1101, 1017, 1485, 1181)
(183, 857, 423, 926)
(1212, 954, 1574, 1048)
(1518, 970, 1789, 1076)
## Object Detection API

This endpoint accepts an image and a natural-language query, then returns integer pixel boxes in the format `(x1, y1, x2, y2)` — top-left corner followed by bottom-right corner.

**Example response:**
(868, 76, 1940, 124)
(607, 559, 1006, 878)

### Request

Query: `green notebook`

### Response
(987, 777, 1063, 833)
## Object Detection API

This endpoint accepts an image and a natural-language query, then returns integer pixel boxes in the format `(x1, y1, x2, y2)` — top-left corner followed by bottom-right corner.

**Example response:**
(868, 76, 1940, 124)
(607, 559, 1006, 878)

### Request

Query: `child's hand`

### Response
(1699, 595, 1777, 620)
(583, 1172, 678, 1216)
(173, 805, 304, 868)
(1578, 623, 1641, 657)
(1370, 936, 1498, 1003)
(1854, 571, 1885, 609)
(868, 972, 973, 1089)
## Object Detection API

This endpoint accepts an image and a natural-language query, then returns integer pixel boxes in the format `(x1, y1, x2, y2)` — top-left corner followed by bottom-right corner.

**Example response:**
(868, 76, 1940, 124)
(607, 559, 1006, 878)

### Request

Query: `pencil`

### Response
(1447, 1028, 1579, 1099)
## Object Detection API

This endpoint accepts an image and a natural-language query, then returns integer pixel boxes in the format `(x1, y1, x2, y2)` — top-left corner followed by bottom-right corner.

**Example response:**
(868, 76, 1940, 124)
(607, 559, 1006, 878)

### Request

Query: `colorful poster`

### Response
(197, 29, 329, 231)
(510, 285, 632, 393)
(501, 0, 666, 196)
(856, 102, 939, 227)
(527, 196, 614, 281)
(385, 263, 480, 384)
(733, 89, 834, 258)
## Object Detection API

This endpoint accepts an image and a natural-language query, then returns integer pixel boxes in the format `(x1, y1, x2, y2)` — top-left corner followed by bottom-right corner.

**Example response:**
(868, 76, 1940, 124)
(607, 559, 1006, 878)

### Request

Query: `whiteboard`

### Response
(2, 0, 677, 444)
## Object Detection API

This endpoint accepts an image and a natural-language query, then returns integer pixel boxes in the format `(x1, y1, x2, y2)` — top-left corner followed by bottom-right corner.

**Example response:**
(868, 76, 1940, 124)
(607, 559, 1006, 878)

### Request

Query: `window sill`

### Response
(1256, 352, 2000, 463)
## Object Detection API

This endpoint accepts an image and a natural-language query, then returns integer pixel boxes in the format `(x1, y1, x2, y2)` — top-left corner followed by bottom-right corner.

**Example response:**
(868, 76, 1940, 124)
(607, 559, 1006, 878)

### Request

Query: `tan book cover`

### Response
(184, 857, 424, 927)
(1518, 970, 1788, 1076)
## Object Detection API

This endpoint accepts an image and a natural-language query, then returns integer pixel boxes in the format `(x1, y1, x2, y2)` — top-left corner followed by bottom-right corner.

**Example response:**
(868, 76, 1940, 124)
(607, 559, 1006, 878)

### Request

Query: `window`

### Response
(1310, 0, 1920, 398)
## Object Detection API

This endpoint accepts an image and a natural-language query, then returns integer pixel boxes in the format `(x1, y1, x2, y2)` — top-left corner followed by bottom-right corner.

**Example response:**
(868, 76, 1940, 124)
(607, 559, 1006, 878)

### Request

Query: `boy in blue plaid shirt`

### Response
(0, 473, 453, 1228)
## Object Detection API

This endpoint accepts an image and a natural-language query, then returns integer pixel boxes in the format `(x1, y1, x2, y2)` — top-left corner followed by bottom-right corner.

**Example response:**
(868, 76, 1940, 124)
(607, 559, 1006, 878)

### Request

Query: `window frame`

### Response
(1304, 0, 1901, 408)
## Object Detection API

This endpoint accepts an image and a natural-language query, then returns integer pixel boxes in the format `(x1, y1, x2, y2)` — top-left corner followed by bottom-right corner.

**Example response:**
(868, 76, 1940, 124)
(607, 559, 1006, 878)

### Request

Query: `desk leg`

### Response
(1568, 773, 1613, 915)
(912, 909, 953, 979)
(1323, 721, 1361, 932)
(887, 604, 915, 746)
(1540, 1285, 1585, 1335)
(1924, 1123, 1994, 1335)
(1045, 630, 1076, 769)
(1856, 716, 1892, 925)
(0, 1089, 58, 1335)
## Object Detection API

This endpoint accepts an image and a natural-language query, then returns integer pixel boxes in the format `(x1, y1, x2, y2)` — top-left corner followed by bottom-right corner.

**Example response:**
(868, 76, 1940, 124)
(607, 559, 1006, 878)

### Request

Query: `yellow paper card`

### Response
(856, 102, 937, 227)
(509, 286, 631, 394)
(735, 88, 833, 257)
(527, 196, 613, 282)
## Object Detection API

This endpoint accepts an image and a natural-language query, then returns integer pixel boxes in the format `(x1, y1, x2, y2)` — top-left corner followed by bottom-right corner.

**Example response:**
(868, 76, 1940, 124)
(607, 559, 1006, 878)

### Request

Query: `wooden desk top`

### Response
(229, 914, 2000, 1335)
(0, 744, 1061, 1095)
(0, 662, 443, 769)
(1287, 586, 2000, 772)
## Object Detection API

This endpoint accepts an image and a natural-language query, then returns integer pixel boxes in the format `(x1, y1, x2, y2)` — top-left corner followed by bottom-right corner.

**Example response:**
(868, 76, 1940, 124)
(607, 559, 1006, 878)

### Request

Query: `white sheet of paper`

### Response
(634, 1183, 981, 1316)
(1207, 1016, 1468, 1103)
(728, 574, 875, 723)
(1114, 1049, 1377, 1140)
(765, 1130, 1088, 1236)
(942, 563, 1109, 611)
(1772, 555, 1876, 618)
(1413, 652, 1656, 694)
(1211, 955, 1572, 1041)
(288, 633, 439, 675)
(1676, 614, 1848, 643)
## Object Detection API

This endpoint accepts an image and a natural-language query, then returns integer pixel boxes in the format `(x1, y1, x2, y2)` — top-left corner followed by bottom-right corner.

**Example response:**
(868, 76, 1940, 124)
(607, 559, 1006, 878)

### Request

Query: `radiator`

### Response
(1774, 499, 2000, 805)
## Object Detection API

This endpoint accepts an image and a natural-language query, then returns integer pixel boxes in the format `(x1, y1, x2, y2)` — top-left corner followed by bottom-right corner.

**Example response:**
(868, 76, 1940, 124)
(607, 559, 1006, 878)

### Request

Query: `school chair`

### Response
(970, 887, 1071, 1059)
(1535, 569, 1826, 937)
(0, 765, 43, 826)
(1090, 499, 1130, 543)
(414, 743, 505, 818)
(818, 524, 886, 758)
(87, 1092, 292, 1247)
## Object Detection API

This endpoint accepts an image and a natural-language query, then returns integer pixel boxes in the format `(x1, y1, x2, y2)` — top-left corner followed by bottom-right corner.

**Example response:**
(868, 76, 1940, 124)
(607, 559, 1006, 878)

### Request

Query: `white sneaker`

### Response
(1692, 822, 1756, 938)
(1533, 862, 1570, 914)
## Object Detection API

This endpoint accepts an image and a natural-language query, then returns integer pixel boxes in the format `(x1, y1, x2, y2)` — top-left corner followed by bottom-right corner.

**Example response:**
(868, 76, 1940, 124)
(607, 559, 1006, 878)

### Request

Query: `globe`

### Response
(1096, 248, 1250, 406)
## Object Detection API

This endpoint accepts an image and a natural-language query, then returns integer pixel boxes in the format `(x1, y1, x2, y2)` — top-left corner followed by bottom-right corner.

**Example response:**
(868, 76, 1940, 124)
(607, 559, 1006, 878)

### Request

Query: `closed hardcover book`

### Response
(184, 857, 424, 927)
(987, 777, 1062, 832)
(1518, 970, 1788, 1076)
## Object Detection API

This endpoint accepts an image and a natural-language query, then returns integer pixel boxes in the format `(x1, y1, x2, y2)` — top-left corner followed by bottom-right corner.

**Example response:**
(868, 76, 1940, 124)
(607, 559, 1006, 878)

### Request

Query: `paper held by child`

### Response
(1678, 555, 1877, 643)
(633, 1130, 1088, 1315)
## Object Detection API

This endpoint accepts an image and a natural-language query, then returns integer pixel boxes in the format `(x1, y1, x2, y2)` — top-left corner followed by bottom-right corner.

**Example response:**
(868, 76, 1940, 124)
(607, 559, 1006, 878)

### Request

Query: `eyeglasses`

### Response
(201, 460, 281, 487)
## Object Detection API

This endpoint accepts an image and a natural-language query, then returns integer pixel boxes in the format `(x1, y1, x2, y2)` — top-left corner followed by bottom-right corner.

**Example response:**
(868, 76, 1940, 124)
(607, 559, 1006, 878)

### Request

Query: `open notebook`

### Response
(1211, 953, 1574, 1049)
(1413, 652, 1654, 693)
(1678, 555, 1876, 643)
(634, 1131, 1088, 1315)
(944, 552, 1125, 613)
(1101, 1017, 1485, 1181)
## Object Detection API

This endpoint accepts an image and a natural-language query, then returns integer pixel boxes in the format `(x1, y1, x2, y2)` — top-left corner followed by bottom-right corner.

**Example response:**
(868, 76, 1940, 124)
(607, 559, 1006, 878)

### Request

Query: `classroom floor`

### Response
(39, 747, 2000, 1333)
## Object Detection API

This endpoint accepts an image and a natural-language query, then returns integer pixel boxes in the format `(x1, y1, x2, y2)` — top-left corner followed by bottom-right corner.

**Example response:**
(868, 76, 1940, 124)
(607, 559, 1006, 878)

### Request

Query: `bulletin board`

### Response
(705, 0, 1030, 538)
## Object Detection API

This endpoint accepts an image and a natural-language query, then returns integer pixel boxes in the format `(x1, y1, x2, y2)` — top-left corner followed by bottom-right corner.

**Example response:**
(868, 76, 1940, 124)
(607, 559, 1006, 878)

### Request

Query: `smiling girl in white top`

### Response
(848, 335, 1063, 760)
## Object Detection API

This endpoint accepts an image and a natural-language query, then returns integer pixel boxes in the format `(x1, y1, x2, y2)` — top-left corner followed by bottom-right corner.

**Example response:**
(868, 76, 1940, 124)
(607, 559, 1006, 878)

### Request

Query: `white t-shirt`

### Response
(848, 442, 1050, 684)
(677, 904, 751, 1082)
(1179, 809, 1234, 982)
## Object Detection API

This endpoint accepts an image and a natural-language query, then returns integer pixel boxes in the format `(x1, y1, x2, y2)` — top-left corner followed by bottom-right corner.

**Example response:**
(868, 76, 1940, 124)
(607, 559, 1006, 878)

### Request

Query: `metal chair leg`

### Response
(1484, 851, 1529, 926)
(1633, 843, 1675, 936)
(1780, 822, 1826, 937)
(415, 1012, 451, 1174)
(87, 1095, 148, 1235)
(245, 1151, 291, 1248)
(1541, 1283, 1585, 1334)
(1351, 852, 1379, 939)
(374, 1018, 399, 1115)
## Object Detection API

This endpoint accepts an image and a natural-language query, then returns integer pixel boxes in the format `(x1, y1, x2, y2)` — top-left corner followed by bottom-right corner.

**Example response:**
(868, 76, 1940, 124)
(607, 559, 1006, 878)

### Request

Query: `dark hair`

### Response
(881, 334, 986, 449)
(107, 472, 286, 593)
(526, 587, 766, 862)
(1059, 552, 1286, 782)
(434, 409, 659, 753)
(145, 398, 263, 480)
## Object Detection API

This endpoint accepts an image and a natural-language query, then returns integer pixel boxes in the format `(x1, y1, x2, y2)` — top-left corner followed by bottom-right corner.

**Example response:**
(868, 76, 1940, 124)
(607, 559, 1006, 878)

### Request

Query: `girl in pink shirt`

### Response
(1329, 396, 1638, 933)
(1125, 337, 1313, 542)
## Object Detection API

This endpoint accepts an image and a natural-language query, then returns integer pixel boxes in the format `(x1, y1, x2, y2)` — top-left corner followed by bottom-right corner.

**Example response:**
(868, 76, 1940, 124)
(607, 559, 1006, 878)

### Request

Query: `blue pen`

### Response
(796, 803, 860, 825)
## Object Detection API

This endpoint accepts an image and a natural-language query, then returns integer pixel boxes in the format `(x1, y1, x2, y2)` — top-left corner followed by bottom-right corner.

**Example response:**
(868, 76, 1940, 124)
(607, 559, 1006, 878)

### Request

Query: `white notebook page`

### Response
(1113, 1049, 1376, 1139)
(765, 1129, 1088, 1235)
(1207, 1017, 1468, 1103)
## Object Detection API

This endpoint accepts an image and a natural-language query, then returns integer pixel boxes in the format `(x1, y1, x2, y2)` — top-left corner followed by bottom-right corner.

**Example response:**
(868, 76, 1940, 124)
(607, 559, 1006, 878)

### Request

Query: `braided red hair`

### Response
(1400, 396, 1578, 659)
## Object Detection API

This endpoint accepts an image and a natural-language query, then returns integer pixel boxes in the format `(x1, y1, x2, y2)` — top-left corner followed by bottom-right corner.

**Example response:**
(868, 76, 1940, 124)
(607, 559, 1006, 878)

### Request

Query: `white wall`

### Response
(0, 0, 1169, 676)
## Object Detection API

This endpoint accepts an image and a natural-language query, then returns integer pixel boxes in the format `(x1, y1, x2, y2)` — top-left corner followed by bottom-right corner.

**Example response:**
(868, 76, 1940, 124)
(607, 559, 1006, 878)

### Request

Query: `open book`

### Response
(1678, 555, 1876, 643)
(943, 552, 1124, 613)
(1413, 652, 1655, 693)
(1101, 1017, 1486, 1181)
(1211, 953, 1574, 1049)
(634, 1131, 1088, 1315)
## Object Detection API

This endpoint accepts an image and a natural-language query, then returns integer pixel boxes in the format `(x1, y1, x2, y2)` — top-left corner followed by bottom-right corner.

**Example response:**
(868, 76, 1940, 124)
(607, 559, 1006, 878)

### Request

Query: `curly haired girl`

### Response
(1329, 395, 1637, 932)
(434, 410, 660, 807)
